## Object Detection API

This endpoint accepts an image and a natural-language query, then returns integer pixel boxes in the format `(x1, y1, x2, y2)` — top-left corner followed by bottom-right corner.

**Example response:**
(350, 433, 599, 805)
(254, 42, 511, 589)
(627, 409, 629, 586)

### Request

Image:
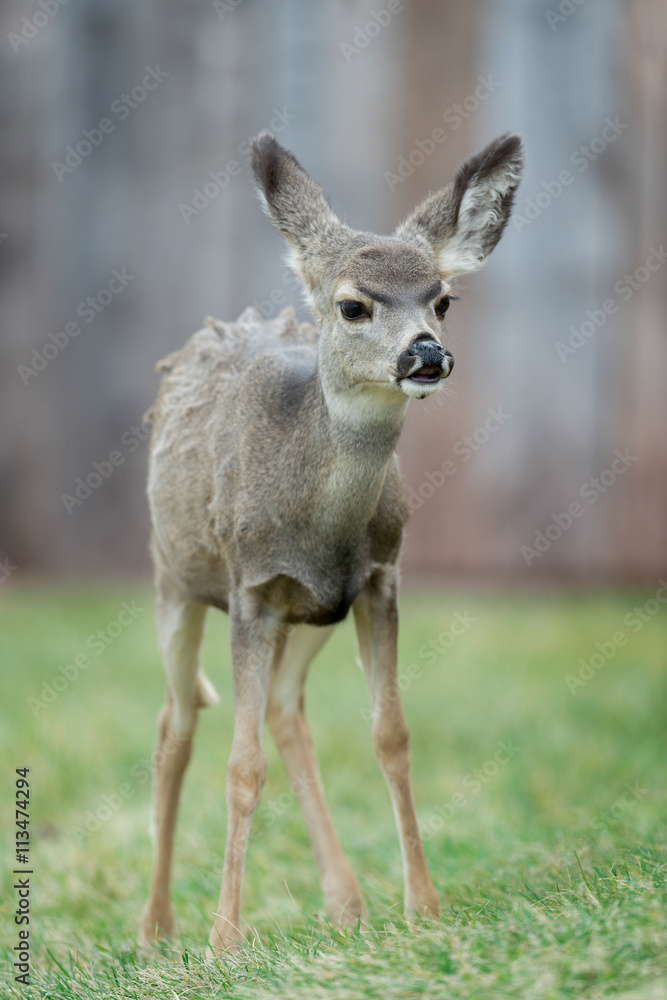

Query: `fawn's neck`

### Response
(309, 359, 408, 531)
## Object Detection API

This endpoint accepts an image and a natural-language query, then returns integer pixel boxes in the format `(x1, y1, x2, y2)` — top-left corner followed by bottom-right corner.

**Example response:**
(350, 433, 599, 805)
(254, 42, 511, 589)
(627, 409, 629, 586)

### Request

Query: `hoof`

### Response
(208, 917, 245, 956)
(204, 940, 241, 963)
(325, 889, 365, 927)
(139, 901, 175, 947)
(405, 890, 440, 921)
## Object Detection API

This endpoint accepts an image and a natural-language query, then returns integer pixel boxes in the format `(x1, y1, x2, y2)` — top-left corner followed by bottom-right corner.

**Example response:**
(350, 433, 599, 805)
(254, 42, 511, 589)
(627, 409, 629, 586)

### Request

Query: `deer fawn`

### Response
(140, 131, 523, 952)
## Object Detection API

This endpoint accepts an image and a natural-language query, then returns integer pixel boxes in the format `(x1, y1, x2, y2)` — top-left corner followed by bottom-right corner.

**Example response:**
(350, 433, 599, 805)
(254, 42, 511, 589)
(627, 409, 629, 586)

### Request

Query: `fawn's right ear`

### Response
(251, 132, 345, 293)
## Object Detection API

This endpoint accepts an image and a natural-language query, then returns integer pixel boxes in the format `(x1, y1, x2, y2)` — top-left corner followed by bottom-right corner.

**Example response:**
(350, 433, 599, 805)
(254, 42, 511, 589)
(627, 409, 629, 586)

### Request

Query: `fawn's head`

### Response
(252, 132, 523, 414)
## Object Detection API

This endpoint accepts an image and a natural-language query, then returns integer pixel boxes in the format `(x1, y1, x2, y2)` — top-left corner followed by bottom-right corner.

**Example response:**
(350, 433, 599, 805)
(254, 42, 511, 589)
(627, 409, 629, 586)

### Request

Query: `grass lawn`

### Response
(1, 583, 666, 998)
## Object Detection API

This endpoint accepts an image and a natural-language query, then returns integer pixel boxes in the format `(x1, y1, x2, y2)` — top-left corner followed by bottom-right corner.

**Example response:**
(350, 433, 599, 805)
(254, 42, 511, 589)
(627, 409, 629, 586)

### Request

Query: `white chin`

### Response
(398, 378, 442, 399)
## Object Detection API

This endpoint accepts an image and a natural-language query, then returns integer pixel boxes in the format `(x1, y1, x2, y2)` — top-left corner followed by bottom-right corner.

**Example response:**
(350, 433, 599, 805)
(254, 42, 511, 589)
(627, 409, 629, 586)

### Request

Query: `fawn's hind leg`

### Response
(139, 574, 215, 945)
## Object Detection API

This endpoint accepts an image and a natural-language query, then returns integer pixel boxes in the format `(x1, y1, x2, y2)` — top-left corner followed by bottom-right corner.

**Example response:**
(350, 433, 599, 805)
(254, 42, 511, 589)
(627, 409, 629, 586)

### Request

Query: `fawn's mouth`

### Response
(397, 350, 453, 397)
(408, 364, 442, 384)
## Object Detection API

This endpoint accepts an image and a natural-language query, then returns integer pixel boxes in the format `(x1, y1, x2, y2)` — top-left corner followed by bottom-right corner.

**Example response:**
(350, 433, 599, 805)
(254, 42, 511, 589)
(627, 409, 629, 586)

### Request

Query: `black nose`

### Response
(397, 337, 454, 381)
(411, 338, 445, 367)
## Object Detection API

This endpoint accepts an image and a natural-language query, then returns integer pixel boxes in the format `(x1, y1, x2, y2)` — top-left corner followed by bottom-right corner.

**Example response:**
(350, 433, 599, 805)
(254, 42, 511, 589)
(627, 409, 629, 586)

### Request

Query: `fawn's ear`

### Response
(394, 133, 524, 278)
(251, 132, 345, 292)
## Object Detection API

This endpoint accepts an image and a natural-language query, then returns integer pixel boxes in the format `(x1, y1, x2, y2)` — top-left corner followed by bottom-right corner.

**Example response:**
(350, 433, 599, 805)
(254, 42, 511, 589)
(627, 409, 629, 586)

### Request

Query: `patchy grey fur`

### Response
(148, 133, 524, 622)
(141, 132, 523, 951)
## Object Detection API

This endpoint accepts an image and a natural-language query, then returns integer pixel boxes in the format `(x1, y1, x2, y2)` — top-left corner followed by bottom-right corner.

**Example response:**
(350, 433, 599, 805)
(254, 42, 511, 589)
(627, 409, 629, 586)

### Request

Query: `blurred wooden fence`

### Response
(0, 0, 665, 581)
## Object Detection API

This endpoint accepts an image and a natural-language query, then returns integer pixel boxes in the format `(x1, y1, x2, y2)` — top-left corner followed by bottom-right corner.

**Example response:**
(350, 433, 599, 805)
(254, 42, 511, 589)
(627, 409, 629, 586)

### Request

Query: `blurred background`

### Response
(1, 6, 666, 985)
(1, 0, 666, 584)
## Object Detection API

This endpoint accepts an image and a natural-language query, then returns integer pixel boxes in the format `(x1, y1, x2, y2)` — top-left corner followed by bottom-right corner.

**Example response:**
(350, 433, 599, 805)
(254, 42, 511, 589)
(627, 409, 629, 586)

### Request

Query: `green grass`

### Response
(1, 583, 666, 998)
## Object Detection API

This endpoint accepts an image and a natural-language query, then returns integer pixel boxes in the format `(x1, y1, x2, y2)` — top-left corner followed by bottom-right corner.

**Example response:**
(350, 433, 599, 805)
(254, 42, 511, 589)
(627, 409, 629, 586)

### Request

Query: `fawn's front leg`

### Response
(208, 601, 278, 954)
(266, 623, 364, 925)
(353, 570, 440, 919)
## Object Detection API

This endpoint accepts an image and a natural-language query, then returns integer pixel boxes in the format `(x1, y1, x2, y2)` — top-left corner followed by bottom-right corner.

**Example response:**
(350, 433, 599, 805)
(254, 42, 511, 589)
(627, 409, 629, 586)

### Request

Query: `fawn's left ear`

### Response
(394, 133, 524, 278)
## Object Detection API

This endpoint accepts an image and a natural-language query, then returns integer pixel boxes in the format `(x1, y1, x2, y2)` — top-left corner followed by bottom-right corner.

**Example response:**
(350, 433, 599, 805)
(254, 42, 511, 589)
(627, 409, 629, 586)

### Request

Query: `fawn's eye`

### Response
(435, 296, 450, 318)
(339, 300, 367, 320)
